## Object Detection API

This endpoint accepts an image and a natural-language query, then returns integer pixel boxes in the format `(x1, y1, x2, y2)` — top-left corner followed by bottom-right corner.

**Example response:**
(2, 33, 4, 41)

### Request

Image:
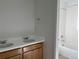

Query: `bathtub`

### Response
(59, 46, 78, 59)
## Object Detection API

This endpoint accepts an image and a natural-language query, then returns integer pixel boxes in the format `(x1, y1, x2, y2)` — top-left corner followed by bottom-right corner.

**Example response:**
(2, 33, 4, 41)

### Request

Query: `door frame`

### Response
(55, 0, 60, 59)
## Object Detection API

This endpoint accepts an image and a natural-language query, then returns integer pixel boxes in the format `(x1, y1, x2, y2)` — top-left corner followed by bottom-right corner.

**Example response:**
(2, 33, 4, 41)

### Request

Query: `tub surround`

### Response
(59, 46, 78, 59)
(59, 54, 69, 59)
(0, 35, 45, 52)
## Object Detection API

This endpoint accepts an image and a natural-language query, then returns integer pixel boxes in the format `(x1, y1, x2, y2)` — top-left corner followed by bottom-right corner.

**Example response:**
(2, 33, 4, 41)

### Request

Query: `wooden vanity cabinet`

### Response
(23, 51, 33, 59)
(23, 43, 43, 59)
(0, 43, 43, 59)
(33, 48, 43, 59)
(8, 55, 22, 59)
(0, 49, 22, 59)
(23, 48, 43, 59)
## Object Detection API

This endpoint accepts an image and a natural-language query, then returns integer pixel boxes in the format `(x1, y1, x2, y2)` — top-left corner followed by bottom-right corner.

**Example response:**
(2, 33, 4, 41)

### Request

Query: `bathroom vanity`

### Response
(0, 42, 43, 59)
(0, 36, 44, 59)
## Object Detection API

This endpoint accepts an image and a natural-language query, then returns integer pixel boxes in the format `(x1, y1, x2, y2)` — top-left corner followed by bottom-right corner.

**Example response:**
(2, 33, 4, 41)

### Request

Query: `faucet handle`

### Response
(0, 40, 7, 44)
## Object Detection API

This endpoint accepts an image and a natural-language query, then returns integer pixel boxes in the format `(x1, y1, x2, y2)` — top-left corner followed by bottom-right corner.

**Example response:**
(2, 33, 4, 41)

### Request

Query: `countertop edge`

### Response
(0, 40, 44, 53)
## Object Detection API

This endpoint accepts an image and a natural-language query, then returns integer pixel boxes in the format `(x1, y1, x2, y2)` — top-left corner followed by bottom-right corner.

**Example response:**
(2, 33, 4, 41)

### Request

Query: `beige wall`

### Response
(0, 0, 35, 39)
(35, 0, 57, 59)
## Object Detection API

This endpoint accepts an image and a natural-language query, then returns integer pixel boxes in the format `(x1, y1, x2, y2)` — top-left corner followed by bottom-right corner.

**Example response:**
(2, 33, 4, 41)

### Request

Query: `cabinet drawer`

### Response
(23, 43, 43, 53)
(0, 49, 22, 59)
(8, 55, 21, 59)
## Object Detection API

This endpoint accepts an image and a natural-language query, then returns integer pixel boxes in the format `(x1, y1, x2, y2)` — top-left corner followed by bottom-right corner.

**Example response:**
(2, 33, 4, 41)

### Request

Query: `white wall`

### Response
(58, 0, 78, 50)
(0, 0, 35, 39)
(35, 0, 57, 59)
(65, 6, 78, 50)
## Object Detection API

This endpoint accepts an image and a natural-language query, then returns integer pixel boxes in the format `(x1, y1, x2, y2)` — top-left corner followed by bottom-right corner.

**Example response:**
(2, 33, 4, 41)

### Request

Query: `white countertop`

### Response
(0, 35, 45, 52)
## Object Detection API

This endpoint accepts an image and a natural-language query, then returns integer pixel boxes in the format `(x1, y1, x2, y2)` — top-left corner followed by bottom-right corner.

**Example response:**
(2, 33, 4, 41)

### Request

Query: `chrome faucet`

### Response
(0, 40, 7, 44)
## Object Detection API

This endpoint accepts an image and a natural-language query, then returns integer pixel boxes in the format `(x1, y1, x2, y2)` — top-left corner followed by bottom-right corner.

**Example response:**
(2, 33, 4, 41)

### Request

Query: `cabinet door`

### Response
(24, 51, 33, 59)
(33, 48, 43, 59)
(8, 55, 21, 59)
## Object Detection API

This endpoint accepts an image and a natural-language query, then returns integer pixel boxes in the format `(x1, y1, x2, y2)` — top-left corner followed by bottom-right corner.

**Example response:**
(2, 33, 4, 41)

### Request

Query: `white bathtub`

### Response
(59, 46, 78, 59)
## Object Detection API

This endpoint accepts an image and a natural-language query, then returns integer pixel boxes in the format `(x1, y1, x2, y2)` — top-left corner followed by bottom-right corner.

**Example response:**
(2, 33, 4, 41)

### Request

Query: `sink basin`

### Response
(0, 43, 13, 48)
(23, 39, 35, 42)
